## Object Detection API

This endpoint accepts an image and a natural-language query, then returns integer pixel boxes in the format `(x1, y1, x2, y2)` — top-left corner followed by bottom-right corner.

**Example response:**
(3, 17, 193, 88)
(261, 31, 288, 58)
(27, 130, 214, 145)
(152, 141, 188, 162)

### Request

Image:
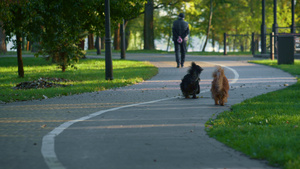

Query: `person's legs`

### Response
(180, 41, 187, 67)
(174, 41, 180, 68)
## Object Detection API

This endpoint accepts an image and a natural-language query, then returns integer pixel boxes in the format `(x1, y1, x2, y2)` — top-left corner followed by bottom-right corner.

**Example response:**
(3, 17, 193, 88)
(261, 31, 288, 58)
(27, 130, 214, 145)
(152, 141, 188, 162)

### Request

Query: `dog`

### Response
(180, 62, 203, 98)
(211, 66, 229, 106)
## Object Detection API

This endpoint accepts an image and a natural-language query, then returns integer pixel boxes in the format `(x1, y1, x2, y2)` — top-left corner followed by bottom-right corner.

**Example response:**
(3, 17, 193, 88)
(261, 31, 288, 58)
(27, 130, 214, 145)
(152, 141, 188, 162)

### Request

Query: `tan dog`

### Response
(211, 66, 229, 106)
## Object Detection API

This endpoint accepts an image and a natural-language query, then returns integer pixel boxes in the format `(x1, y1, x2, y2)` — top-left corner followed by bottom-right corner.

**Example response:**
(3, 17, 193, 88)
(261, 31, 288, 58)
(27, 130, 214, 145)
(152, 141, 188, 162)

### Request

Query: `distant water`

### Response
(155, 36, 221, 52)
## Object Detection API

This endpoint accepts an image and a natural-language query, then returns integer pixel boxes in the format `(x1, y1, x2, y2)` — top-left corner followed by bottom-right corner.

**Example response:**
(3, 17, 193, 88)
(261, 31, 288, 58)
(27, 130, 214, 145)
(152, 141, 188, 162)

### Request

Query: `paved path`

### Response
(0, 54, 297, 169)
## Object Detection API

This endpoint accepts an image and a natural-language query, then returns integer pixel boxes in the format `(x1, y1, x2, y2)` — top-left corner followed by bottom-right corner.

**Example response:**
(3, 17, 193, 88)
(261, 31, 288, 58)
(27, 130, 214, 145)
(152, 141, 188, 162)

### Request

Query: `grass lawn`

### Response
(206, 60, 300, 169)
(0, 57, 158, 102)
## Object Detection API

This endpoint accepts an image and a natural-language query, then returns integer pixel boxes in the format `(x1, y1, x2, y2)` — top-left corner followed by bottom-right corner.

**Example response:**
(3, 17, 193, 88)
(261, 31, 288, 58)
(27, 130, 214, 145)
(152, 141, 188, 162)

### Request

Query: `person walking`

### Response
(172, 13, 189, 68)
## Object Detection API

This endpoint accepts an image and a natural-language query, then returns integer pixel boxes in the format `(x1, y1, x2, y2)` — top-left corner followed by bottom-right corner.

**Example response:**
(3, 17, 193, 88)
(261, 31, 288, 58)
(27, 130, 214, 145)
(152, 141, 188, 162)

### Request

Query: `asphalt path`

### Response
(0, 54, 297, 169)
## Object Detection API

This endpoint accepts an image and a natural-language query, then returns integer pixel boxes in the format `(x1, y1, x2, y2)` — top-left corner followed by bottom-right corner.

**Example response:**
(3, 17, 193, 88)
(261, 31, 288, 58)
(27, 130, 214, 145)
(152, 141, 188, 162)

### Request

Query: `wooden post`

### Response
(270, 32, 275, 60)
(224, 33, 227, 55)
(251, 33, 255, 56)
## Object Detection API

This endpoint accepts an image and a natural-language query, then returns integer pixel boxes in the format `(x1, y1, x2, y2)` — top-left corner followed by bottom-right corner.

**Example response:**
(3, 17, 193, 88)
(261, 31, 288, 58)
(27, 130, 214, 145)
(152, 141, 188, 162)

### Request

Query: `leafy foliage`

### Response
(0, 0, 37, 42)
(0, 0, 146, 72)
(34, 0, 91, 72)
(143, 0, 299, 51)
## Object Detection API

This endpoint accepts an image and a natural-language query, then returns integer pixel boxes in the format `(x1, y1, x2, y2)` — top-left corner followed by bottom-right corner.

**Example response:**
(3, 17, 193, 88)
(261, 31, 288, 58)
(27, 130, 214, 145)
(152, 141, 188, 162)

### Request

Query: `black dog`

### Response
(180, 62, 203, 98)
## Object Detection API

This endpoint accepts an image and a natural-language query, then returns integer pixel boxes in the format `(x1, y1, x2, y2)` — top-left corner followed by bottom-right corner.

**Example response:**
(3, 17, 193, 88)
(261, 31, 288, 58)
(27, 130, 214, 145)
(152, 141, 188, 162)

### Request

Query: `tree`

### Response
(126, 15, 144, 50)
(202, 0, 213, 52)
(88, 34, 95, 50)
(138, 0, 296, 52)
(144, 0, 155, 50)
(34, 0, 93, 72)
(113, 23, 121, 50)
(0, 21, 6, 54)
(1, 0, 146, 74)
(35, 0, 146, 72)
(111, 0, 146, 50)
(0, 0, 38, 77)
(296, 2, 300, 30)
(143, 0, 191, 50)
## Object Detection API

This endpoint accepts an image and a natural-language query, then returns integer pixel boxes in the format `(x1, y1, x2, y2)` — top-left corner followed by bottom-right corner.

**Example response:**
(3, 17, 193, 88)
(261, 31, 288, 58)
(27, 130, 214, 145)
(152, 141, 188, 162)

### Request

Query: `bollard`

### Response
(224, 33, 227, 55)
(270, 32, 274, 60)
(251, 33, 255, 56)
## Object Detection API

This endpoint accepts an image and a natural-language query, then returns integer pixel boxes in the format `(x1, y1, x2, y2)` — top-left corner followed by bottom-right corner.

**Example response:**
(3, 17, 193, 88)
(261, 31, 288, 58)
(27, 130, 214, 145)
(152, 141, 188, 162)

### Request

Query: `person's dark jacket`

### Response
(172, 17, 189, 42)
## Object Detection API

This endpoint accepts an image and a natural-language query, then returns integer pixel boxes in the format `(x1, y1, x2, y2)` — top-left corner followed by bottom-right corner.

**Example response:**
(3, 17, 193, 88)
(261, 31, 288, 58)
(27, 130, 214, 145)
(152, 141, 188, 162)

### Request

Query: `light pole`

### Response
(272, 0, 278, 35)
(291, 0, 295, 33)
(105, 0, 113, 80)
(272, 0, 278, 55)
(261, 0, 267, 54)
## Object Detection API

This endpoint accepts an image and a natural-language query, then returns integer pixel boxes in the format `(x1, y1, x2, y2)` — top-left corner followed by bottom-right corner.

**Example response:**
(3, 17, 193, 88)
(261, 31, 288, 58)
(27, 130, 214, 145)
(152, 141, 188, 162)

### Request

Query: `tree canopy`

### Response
(1, 0, 299, 75)
(0, 0, 145, 74)
(150, 0, 299, 51)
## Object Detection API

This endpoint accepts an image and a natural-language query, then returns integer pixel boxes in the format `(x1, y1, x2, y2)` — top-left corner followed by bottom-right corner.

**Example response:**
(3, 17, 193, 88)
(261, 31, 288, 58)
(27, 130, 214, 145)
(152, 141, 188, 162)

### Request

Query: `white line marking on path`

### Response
(41, 62, 239, 169)
(202, 61, 239, 84)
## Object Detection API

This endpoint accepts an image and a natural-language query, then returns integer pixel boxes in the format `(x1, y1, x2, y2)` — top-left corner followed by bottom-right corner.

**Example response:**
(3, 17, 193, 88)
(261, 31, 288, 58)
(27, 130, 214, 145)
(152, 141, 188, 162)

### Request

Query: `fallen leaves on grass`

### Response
(13, 77, 71, 90)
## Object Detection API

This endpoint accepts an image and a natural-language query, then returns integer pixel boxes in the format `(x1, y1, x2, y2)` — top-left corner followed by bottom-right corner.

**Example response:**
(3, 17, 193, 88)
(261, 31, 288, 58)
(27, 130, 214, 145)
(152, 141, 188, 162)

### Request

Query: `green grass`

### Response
(0, 57, 158, 102)
(248, 60, 300, 77)
(1, 50, 35, 55)
(206, 60, 300, 169)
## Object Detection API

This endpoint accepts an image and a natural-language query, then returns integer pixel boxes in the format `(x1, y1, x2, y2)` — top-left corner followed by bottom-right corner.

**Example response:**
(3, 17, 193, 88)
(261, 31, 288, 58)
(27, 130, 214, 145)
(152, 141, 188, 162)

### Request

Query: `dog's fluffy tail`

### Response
(213, 66, 224, 92)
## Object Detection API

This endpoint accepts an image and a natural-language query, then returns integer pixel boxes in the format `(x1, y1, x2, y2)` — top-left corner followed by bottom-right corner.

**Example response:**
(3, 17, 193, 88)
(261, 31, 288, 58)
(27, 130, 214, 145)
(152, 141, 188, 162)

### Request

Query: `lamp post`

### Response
(105, 0, 113, 80)
(272, 0, 278, 35)
(261, 0, 267, 54)
(272, 0, 278, 55)
(291, 0, 295, 33)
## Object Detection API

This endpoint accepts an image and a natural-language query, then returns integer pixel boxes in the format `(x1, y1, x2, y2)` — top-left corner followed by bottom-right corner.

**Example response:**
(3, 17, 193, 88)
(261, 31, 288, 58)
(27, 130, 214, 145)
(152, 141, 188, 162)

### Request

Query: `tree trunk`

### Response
(0, 22, 6, 54)
(88, 34, 94, 50)
(26, 41, 30, 51)
(120, 20, 126, 59)
(166, 24, 172, 51)
(78, 39, 86, 58)
(144, 0, 155, 50)
(95, 36, 101, 55)
(101, 36, 105, 50)
(29, 41, 32, 51)
(202, 0, 213, 52)
(78, 39, 85, 50)
(60, 52, 67, 72)
(113, 23, 120, 50)
(16, 34, 24, 78)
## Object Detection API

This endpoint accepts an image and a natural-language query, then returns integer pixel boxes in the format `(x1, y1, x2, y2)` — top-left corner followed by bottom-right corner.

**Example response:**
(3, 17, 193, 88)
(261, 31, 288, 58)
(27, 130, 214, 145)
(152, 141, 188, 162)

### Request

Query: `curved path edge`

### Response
(41, 62, 239, 169)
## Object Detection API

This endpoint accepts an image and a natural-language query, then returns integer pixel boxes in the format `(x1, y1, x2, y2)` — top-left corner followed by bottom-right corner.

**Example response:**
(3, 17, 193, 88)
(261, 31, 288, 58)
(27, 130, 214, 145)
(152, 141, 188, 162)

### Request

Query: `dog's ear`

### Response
(191, 62, 196, 67)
